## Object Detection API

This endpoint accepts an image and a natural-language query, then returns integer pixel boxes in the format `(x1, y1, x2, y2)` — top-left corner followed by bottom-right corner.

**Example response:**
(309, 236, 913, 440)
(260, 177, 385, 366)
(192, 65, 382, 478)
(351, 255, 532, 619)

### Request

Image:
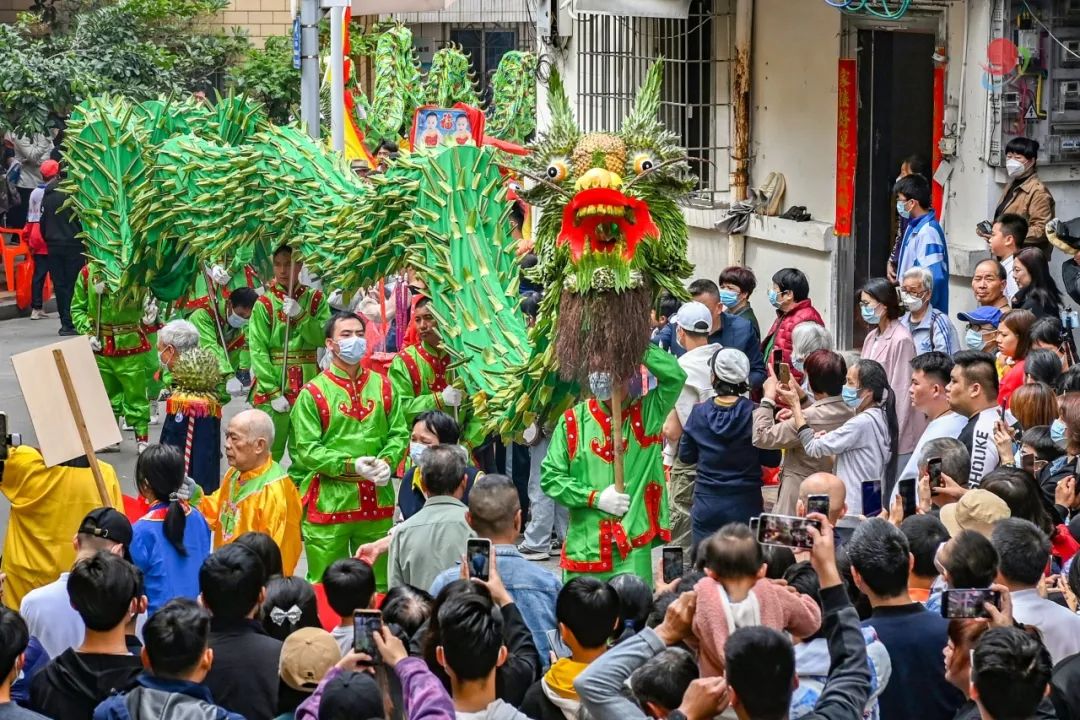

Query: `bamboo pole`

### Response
(52, 349, 111, 507)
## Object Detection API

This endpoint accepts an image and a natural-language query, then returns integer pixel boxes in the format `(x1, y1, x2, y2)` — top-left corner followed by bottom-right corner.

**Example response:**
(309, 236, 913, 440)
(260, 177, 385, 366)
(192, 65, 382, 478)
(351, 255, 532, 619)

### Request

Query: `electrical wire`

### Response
(824, 0, 911, 20)
(1021, 0, 1080, 60)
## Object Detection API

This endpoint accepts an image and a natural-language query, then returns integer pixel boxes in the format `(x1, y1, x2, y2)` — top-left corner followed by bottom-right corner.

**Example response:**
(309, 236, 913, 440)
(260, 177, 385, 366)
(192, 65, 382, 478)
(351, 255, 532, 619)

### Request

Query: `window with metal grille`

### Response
(574, 0, 733, 207)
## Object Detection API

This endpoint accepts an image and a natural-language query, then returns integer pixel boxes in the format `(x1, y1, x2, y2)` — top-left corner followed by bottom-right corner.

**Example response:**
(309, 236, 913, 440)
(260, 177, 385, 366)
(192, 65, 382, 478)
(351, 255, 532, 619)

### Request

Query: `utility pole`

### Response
(299, 0, 321, 139)
(323, 0, 349, 153)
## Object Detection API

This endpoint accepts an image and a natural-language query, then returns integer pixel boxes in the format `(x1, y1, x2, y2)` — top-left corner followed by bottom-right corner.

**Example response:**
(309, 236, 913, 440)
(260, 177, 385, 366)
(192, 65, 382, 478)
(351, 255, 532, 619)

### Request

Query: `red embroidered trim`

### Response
(102, 334, 151, 358)
(588, 490, 597, 508)
(309, 290, 324, 315)
(415, 345, 449, 392)
(564, 409, 578, 460)
(323, 369, 375, 424)
(244, 266, 258, 288)
(226, 333, 246, 352)
(559, 482, 668, 573)
(380, 376, 392, 416)
(587, 399, 625, 464)
(256, 295, 274, 317)
(305, 384, 331, 432)
(302, 475, 394, 524)
(399, 352, 424, 396)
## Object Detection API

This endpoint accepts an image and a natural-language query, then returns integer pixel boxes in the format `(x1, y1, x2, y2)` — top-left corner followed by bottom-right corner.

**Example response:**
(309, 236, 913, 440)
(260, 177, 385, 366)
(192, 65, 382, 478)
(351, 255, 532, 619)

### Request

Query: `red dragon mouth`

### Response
(558, 187, 659, 261)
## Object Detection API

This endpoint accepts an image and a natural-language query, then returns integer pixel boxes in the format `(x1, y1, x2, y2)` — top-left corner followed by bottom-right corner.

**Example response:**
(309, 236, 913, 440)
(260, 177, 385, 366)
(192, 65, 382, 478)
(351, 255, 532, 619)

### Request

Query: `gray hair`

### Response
(791, 322, 832, 360)
(918, 437, 970, 486)
(903, 266, 934, 294)
(158, 319, 200, 352)
(234, 408, 275, 444)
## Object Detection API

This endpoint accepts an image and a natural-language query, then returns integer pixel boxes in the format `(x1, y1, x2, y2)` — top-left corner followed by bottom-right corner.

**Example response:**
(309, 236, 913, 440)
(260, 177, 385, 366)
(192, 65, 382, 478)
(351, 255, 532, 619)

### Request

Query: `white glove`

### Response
(176, 476, 197, 501)
(88, 336, 102, 353)
(270, 396, 291, 413)
(209, 264, 232, 286)
(92, 281, 105, 295)
(225, 377, 244, 397)
(327, 289, 347, 311)
(441, 386, 463, 408)
(522, 423, 540, 446)
(282, 297, 302, 319)
(596, 485, 630, 517)
(355, 457, 392, 486)
(142, 300, 158, 325)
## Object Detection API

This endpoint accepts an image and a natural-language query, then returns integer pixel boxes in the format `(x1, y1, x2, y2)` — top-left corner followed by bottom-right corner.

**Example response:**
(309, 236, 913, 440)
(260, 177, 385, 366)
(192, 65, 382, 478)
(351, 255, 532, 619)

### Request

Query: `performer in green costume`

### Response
(289, 312, 409, 588)
(541, 344, 685, 583)
(71, 266, 156, 451)
(188, 285, 258, 403)
(247, 245, 329, 460)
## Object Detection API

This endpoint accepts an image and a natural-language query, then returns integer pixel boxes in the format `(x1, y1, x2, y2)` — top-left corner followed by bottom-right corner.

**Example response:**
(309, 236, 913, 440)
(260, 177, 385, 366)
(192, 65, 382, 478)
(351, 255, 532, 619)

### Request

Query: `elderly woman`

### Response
(158, 318, 226, 493)
(900, 267, 959, 355)
(790, 322, 831, 397)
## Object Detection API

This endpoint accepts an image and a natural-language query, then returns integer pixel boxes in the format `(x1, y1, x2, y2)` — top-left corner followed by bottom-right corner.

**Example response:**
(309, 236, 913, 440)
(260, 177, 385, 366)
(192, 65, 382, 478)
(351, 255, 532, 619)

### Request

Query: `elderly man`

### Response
(198, 409, 303, 574)
(158, 319, 225, 493)
(796, 472, 852, 546)
(970, 259, 1011, 313)
(900, 267, 959, 355)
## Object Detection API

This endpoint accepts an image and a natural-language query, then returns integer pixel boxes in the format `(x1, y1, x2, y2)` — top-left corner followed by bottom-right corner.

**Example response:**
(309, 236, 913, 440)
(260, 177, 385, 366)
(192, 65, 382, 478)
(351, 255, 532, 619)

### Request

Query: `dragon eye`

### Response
(546, 159, 569, 182)
(633, 154, 655, 175)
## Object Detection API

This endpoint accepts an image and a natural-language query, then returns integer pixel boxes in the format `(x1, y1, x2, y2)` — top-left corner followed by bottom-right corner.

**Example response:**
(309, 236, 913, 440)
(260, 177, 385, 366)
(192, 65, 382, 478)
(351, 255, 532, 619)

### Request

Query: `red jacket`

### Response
(761, 299, 824, 383)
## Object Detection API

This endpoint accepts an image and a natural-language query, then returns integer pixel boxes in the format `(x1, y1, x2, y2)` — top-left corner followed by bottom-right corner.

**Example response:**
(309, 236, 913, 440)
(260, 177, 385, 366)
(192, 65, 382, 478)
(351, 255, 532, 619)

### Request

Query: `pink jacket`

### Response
(691, 575, 822, 677)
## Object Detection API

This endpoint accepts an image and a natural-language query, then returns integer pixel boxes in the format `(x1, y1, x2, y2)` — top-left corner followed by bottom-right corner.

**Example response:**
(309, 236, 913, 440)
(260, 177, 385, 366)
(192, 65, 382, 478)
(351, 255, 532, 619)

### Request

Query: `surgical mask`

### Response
(1014, 449, 1024, 467)
(860, 304, 881, 325)
(158, 351, 169, 368)
(1051, 418, 1067, 444)
(335, 336, 367, 365)
(768, 289, 781, 308)
(792, 356, 805, 373)
(718, 289, 739, 308)
(896, 199, 911, 219)
(965, 328, 986, 350)
(589, 371, 613, 401)
(900, 292, 924, 313)
(842, 385, 862, 408)
(1006, 158, 1026, 178)
(227, 312, 248, 329)
(409, 441, 428, 465)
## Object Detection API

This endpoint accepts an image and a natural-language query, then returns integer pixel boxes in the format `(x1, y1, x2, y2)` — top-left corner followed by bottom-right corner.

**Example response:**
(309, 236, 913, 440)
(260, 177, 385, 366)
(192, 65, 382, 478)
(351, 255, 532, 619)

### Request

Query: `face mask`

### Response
(589, 372, 613, 401)
(965, 328, 986, 350)
(792, 356, 805, 373)
(718, 289, 739, 308)
(1051, 418, 1067, 444)
(861, 304, 881, 325)
(900, 292, 924, 313)
(768, 289, 781, 308)
(896, 199, 912, 220)
(158, 351, 169, 368)
(1006, 158, 1026, 178)
(409, 441, 428, 465)
(335, 336, 367, 365)
(842, 385, 862, 408)
(227, 312, 248, 329)
(1014, 449, 1024, 467)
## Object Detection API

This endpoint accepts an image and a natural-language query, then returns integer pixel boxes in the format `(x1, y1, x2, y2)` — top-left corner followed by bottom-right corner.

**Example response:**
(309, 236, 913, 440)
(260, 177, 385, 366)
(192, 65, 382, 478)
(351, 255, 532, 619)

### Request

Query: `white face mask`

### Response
(900, 291, 924, 314)
(227, 312, 248, 329)
(1006, 158, 1027, 178)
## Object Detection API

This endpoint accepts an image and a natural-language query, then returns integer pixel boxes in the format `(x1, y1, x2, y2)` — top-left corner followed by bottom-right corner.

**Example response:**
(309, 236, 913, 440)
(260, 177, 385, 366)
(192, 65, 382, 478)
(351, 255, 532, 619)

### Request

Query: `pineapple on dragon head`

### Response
(518, 63, 696, 387)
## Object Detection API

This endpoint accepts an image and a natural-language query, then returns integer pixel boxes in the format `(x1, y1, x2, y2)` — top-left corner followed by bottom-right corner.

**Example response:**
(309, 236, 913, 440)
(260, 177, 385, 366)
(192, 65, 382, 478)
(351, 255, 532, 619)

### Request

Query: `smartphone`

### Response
(778, 362, 791, 384)
(897, 478, 917, 518)
(806, 494, 830, 517)
(940, 588, 1002, 619)
(755, 513, 821, 550)
(977, 220, 993, 236)
(466, 538, 492, 581)
(772, 348, 782, 376)
(545, 629, 572, 659)
(353, 609, 383, 661)
(927, 457, 943, 489)
(1022, 451, 1036, 474)
(749, 516, 759, 534)
(661, 545, 684, 584)
(861, 479, 883, 517)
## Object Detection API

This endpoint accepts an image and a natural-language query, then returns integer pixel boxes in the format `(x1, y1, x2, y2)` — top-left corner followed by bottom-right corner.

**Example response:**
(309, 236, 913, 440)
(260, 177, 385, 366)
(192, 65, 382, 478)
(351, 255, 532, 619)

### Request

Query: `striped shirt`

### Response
(898, 210, 950, 314)
(901, 308, 960, 355)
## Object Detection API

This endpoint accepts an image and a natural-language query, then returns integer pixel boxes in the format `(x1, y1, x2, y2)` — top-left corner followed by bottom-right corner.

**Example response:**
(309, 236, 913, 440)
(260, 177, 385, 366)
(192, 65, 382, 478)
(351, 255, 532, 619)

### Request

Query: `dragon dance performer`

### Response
(71, 266, 157, 452)
(188, 285, 258, 403)
(541, 343, 685, 583)
(248, 245, 329, 460)
(289, 312, 409, 587)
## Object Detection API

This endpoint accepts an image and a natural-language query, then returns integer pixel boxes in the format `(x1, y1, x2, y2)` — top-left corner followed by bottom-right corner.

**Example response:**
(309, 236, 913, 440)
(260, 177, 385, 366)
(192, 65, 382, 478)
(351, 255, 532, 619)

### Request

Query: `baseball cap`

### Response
(956, 306, 1003, 328)
(940, 490, 1011, 538)
(674, 301, 713, 334)
(40, 159, 59, 179)
(279, 627, 341, 691)
(78, 507, 133, 548)
(319, 670, 384, 719)
(710, 347, 750, 386)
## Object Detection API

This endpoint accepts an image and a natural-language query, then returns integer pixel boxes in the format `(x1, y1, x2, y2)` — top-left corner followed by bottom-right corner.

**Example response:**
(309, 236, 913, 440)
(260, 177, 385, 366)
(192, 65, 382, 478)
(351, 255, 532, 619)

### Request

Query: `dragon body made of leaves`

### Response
(62, 62, 693, 438)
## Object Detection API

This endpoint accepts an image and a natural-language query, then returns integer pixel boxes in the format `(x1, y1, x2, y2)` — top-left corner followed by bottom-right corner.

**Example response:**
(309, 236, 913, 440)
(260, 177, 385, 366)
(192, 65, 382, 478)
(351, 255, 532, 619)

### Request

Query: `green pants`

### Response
(564, 544, 654, 585)
(668, 459, 697, 552)
(255, 402, 291, 461)
(97, 353, 150, 439)
(302, 517, 392, 590)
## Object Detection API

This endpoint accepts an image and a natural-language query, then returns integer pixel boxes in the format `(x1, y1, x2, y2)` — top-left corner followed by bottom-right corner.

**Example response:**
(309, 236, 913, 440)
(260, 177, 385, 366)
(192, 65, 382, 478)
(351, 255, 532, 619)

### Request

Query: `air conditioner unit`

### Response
(1064, 39, 1080, 66)
(574, 0, 690, 19)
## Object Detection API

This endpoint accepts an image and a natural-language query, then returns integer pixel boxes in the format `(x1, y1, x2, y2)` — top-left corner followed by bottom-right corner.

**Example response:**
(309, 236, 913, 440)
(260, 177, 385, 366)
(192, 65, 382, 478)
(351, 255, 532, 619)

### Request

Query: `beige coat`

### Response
(996, 170, 1055, 259)
(753, 396, 854, 515)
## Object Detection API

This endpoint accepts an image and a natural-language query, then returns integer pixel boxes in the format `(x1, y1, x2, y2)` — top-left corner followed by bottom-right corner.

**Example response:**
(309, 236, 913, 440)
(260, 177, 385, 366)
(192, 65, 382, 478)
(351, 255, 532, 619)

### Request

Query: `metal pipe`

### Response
(299, 0, 321, 139)
(329, 3, 346, 153)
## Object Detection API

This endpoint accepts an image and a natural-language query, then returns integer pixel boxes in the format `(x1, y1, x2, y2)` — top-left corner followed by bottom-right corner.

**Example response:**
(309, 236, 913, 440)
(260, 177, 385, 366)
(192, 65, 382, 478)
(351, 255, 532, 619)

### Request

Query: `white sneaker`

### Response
(149, 401, 160, 425)
(137, 441, 148, 454)
(30, 309, 48, 320)
(121, 419, 134, 432)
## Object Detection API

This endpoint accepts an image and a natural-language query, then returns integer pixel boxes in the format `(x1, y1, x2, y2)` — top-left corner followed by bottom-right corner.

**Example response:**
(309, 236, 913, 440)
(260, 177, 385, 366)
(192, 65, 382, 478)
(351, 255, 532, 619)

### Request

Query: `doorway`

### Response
(851, 29, 935, 346)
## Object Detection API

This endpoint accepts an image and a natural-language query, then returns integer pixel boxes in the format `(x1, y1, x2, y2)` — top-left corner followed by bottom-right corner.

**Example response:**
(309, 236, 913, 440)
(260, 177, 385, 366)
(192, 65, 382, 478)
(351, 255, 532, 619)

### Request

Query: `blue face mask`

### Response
(897, 199, 911, 219)
(335, 336, 367, 365)
(792, 356, 805, 373)
(589, 372, 613, 401)
(965, 328, 986, 350)
(1051, 418, 1067, 444)
(768, 289, 781, 308)
(841, 385, 861, 408)
(719, 289, 739, 308)
(409, 441, 428, 465)
(860, 304, 880, 325)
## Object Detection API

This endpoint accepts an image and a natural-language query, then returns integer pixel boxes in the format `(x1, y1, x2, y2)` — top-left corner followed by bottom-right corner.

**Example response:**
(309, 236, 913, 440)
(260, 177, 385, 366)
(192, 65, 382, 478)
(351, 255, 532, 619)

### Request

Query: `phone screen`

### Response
(898, 478, 917, 518)
(772, 348, 782, 376)
(466, 539, 492, 581)
(927, 458, 943, 488)
(749, 516, 759, 534)
(661, 546, 684, 584)
(861, 479, 883, 517)
(941, 589, 1002, 619)
(755, 513, 820, 549)
(778, 362, 791, 384)
(806, 494, 830, 517)
(353, 610, 382, 660)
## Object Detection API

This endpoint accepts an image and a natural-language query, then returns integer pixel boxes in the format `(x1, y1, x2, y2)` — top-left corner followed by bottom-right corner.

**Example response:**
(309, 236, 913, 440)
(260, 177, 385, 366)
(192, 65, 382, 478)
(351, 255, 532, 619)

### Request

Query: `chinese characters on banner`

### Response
(834, 59, 857, 236)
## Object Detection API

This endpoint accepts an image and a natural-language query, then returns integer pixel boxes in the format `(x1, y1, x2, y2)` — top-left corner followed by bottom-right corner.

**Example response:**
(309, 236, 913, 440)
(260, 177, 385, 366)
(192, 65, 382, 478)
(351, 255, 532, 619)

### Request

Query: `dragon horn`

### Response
(622, 60, 665, 136)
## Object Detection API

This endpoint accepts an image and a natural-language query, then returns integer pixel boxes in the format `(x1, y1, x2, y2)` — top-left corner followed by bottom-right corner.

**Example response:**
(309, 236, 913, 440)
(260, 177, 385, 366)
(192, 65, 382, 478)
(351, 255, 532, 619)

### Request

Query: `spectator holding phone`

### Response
(323, 559, 377, 656)
(982, 467, 1079, 564)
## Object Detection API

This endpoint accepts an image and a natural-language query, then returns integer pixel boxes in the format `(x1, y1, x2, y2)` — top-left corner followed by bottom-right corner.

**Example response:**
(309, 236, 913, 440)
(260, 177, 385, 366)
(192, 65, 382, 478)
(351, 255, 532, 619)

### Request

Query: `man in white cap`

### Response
(662, 301, 721, 550)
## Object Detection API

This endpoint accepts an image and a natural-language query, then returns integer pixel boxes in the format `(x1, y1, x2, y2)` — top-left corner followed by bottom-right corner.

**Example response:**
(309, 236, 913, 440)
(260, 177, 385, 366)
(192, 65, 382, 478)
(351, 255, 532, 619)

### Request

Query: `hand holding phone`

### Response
(897, 478, 917, 518)
(861, 479, 883, 517)
(353, 610, 383, 662)
(927, 457, 943, 488)
(466, 538, 492, 582)
(756, 513, 820, 550)
(940, 588, 1002, 619)
(778, 362, 791, 385)
(805, 494, 830, 518)
(662, 546, 684, 584)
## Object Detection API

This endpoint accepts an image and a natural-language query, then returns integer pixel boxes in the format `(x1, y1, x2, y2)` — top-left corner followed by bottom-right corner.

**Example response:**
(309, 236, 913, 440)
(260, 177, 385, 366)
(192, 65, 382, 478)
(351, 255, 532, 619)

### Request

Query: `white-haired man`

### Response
(197, 409, 303, 573)
(899, 266, 959, 355)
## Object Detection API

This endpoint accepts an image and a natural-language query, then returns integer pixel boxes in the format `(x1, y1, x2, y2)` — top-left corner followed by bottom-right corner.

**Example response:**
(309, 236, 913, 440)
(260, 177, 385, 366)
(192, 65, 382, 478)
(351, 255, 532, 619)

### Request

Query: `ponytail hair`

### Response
(135, 444, 188, 557)
(855, 359, 899, 483)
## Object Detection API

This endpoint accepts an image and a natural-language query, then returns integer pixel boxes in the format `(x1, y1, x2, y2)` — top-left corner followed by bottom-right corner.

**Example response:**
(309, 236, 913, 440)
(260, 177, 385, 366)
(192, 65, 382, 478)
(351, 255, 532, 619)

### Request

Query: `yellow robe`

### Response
(1, 446, 124, 609)
(199, 458, 303, 576)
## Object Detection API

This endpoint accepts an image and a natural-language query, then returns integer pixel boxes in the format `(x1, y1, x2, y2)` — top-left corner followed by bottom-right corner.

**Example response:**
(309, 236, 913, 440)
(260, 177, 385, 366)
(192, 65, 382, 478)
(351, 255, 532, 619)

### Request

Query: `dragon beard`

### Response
(555, 285, 653, 385)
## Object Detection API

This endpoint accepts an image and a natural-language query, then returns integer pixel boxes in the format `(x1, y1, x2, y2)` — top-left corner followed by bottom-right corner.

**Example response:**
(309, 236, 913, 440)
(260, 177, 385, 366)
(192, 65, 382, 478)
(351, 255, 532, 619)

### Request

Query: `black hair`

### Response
(772, 268, 810, 302)
(655, 290, 680, 321)
(322, 558, 376, 618)
(135, 444, 188, 557)
(835, 546, 873, 620)
(324, 310, 364, 339)
(422, 579, 489, 678)
(782, 562, 823, 639)
(437, 594, 503, 681)
(846, 518, 911, 599)
(509, 202, 525, 229)
(1030, 316, 1064, 348)
(0, 607, 29, 681)
(1005, 136, 1040, 160)
(520, 291, 541, 321)
(900, 514, 950, 579)
(260, 576, 320, 642)
(991, 518, 1051, 587)
(629, 647, 698, 713)
(861, 277, 904, 321)
(376, 138, 399, 154)
(911, 351, 954, 388)
(1014, 247, 1063, 318)
(1058, 365, 1080, 395)
(702, 523, 763, 579)
(688, 278, 720, 301)
(555, 577, 620, 649)
(995, 212, 1029, 246)
(725, 627, 796, 720)
(901, 154, 926, 175)
(893, 173, 931, 208)
(942, 530, 999, 588)
(1025, 349, 1062, 386)
(973, 626, 1052, 718)
(1021, 425, 1065, 462)
(68, 551, 141, 631)
(1069, 547, 1080, 601)
(413, 410, 461, 445)
(854, 359, 899, 483)
(381, 585, 433, 638)
(418, 444, 467, 496)
(233, 531, 283, 580)
(229, 286, 258, 311)
(607, 574, 651, 641)
(273, 244, 292, 259)
(718, 265, 757, 296)
(804, 349, 846, 397)
(144, 598, 210, 678)
(198, 543, 266, 621)
(982, 466, 1054, 536)
(761, 544, 796, 580)
(952, 350, 1000, 400)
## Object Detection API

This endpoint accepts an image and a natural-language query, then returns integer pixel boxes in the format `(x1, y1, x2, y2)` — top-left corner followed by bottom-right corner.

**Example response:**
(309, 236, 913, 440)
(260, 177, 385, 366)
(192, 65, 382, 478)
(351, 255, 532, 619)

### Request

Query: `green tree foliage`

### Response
(227, 35, 300, 125)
